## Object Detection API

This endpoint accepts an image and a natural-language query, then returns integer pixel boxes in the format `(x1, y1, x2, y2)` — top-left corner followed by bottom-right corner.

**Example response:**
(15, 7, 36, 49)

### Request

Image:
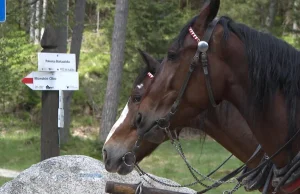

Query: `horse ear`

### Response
(137, 49, 159, 73)
(197, 0, 220, 28)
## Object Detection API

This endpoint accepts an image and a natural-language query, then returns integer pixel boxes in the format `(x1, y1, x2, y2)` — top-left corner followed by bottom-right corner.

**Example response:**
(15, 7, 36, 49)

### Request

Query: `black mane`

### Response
(221, 17, 300, 142)
(177, 16, 300, 141)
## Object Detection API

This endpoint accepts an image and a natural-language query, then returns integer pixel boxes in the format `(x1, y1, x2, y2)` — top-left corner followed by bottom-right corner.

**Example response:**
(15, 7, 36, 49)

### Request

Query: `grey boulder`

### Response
(0, 155, 195, 194)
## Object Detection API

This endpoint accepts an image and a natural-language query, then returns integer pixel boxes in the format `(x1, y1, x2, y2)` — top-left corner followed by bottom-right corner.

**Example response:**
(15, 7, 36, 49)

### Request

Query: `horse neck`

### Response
(224, 57, 298, 168)
(187, 104, 262, 169)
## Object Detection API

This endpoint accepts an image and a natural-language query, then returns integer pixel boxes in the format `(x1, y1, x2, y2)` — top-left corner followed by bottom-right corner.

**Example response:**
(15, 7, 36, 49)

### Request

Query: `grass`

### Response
(139, 139, 260, 194)
(0, 115, 260, 193)
(0, 177, 12, 187)
(0, 114, 102, 173)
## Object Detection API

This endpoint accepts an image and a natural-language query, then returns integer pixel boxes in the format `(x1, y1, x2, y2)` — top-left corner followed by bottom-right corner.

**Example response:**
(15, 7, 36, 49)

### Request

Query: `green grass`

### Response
(139, 139, 260, 194)
(0, 114, 102, 172)
(0, 177, 12, 187)
(0, 115, 260, 193)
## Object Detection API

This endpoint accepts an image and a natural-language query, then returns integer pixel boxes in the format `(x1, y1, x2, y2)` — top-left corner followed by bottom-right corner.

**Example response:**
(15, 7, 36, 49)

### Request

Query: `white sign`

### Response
(38, 52, 76, 72)
(58, 90, 64, 128)
(58, 108, 64, 128)
(22, 71, 79, 91)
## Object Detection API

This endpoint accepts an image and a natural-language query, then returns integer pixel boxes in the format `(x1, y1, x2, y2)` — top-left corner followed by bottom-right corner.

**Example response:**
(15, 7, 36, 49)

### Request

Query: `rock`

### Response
(0, 155, 195, 194)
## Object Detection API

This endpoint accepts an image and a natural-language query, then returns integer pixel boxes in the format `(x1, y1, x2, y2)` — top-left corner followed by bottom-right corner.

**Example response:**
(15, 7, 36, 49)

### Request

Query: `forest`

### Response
(1, 0, 299, 144)
(0, 0, 300, 192)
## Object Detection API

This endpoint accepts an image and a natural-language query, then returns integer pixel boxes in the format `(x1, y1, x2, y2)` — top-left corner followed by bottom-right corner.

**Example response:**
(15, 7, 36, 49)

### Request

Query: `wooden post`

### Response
(40, 25, 60, 161)
(105, 181, 189, 194)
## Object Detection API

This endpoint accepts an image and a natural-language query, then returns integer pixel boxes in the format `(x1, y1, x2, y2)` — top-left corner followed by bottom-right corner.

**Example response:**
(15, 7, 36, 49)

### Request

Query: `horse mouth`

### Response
(116, 162, 135, 175)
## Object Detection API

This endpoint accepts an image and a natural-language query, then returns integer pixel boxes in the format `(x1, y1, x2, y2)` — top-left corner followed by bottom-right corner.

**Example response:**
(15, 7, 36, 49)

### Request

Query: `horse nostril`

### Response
(102, 148, 107, 162)
(136, 112, 143, 126)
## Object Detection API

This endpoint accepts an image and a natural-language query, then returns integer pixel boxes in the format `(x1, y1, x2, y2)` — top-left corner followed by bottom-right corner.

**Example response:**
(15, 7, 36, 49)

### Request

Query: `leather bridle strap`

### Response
(201, 18, 220, 108)
(156, 18, 220, 128)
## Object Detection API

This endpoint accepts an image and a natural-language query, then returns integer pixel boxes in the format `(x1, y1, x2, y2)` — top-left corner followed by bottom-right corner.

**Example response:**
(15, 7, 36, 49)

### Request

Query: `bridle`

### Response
(122, 18, 221, 168)
(122, 17, 300, 193)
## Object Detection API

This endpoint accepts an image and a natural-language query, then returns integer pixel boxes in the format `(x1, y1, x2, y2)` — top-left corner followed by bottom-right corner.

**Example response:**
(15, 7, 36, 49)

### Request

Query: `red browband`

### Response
(188, 27, 200, 42)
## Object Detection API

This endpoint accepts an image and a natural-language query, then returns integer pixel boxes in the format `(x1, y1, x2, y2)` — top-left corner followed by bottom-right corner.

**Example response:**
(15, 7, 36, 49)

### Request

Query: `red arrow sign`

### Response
(21, 71, 79, 91)
(22, 77, 33, 84)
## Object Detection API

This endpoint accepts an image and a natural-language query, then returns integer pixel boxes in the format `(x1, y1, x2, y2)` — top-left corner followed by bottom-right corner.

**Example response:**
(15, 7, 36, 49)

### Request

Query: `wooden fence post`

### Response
(40, 25, 60, 161)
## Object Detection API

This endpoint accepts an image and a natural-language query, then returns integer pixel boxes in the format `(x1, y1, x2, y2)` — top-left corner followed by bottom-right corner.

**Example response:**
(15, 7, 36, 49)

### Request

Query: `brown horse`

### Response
(135, 0, 300, 193)
(102, 51, 292, 193)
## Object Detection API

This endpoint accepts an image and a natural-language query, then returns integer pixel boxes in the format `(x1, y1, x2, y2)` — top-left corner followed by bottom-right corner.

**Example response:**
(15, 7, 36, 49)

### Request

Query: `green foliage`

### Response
(72, 30, 111, 116)
(1, 0, 300, 124)
(0, 27, 38, 113)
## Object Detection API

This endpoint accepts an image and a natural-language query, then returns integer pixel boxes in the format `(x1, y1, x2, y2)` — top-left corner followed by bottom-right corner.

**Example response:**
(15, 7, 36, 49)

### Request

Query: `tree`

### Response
(34, 0, 41, 44)
(29, 0, 36, 42)
(99, 0, 129, 142)
(64, 0, 87, 144)
(265, 0, 278, 32)
(41, 0, 48, 37)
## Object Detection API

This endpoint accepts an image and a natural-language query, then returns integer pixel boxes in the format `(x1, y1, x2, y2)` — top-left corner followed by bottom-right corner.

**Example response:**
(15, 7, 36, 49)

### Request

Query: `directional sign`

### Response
(38, 52, 76, 72)
(22, 71, 79, 90)
(0, 0, 6, 23)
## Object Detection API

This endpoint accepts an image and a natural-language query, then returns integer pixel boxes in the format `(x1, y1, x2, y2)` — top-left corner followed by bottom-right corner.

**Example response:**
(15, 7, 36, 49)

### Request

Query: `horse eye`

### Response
(167, 51, 178, 61)
(132, 95, 142, 103)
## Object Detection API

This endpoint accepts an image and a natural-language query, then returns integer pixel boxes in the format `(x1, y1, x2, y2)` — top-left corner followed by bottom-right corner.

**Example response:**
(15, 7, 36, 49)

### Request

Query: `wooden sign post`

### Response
(40, 26, 60, 160)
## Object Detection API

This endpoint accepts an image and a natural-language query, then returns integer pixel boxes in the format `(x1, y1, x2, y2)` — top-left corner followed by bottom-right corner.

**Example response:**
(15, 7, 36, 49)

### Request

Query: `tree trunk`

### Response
(64, 0, 87, 144)
(34, 0, 41, 44)
(96, 10, 100, 33)
(54, 0, 68, 53)
(29, 0, 36, 42)
(284, 0, 295, 29)
(265, 0, 278, 32)
(54, 0, 69, 144)
(99, 0, 129, 143)
(41, 0, 47, 37)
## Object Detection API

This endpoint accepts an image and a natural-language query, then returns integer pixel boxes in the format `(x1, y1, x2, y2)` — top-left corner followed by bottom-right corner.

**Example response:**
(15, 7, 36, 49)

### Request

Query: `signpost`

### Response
(0, 0, 6, 23)
(22, 71, 79, 91)
(38, 53, 76, 72)
(21, 26, 79, 160)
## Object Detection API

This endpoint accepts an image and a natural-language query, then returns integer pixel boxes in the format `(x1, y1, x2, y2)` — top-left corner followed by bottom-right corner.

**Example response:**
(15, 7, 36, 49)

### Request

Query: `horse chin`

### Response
(116, 163, 135, 175)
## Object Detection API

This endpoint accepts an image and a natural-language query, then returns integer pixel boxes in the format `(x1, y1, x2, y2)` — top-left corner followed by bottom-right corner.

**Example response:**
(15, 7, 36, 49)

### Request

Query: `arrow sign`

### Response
(38, 52, 76, 72)
(0, 0, 6, 23)
(22, 71, 79, 91)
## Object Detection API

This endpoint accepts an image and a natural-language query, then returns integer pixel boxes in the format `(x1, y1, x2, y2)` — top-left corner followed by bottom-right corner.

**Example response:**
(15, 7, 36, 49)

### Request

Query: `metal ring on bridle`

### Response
(157, 118, 170, 129)
(122, 152, 136, 167)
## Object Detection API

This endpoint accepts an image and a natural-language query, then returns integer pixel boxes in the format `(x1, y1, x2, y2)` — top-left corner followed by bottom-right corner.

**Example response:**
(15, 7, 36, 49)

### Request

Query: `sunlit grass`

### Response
(139, 139, 260, 194)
